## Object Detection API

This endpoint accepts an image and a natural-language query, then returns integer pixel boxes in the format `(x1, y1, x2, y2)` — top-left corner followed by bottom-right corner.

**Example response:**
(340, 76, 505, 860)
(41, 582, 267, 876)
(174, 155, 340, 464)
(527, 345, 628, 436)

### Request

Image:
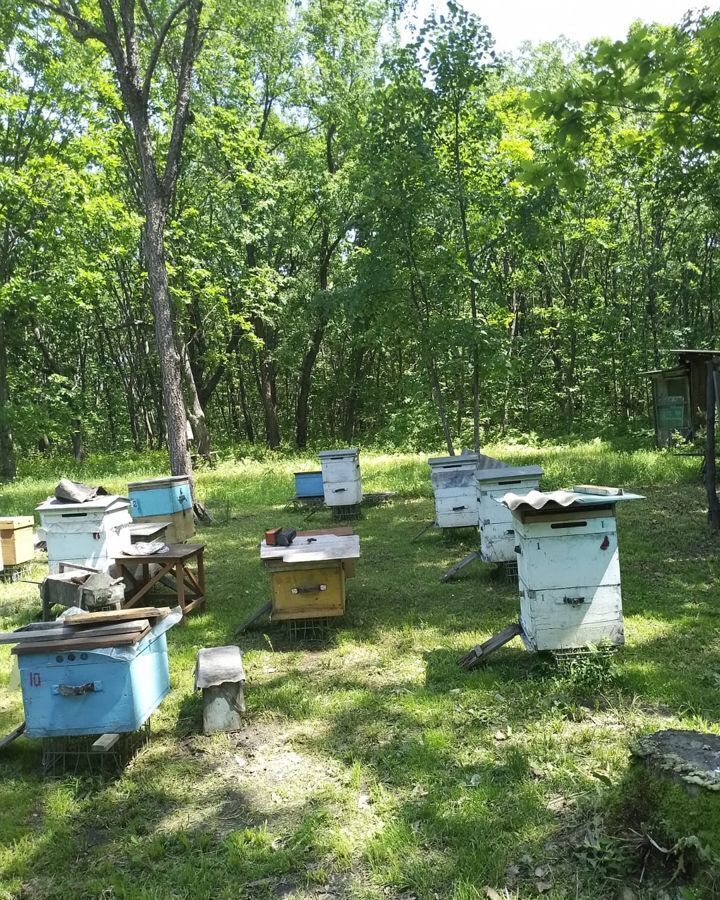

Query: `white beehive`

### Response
(36, 495, 132, 575)
(477, 463, 543, 563)
(501, 488, 643, 652)
(428, 453, 479, 528)
(318, 448, 362, 507)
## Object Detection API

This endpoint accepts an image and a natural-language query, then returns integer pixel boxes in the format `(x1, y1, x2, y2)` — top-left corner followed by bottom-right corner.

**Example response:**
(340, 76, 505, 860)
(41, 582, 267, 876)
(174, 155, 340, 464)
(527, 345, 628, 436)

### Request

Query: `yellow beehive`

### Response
(0, 516, 34, 566)
(260, 528, 359, 623)
(269, 561, 346, 621)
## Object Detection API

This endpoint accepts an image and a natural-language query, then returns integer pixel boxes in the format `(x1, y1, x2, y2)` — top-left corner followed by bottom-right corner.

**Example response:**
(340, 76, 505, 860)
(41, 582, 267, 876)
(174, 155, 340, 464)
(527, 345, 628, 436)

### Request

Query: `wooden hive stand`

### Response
(114, 543, 206, 616)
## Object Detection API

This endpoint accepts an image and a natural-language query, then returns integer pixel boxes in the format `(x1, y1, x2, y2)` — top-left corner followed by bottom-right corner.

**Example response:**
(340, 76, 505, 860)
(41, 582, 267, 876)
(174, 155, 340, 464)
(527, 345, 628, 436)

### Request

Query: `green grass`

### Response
(0, 443, 719, 899)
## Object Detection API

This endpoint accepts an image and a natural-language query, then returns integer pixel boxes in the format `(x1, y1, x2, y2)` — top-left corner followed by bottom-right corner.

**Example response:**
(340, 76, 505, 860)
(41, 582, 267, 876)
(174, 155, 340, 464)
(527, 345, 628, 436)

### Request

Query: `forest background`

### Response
(2, 0, 719, 479)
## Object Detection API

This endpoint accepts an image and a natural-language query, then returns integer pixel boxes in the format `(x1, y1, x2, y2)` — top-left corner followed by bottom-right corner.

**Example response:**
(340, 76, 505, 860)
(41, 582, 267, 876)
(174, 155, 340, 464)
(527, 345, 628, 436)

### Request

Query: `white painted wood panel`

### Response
(323, 478, 362, 506)
(520, 582, 624, 650)
(479, 523, 517, 564)
(435, 494, 478, 527)
(477, 474, 540, 563)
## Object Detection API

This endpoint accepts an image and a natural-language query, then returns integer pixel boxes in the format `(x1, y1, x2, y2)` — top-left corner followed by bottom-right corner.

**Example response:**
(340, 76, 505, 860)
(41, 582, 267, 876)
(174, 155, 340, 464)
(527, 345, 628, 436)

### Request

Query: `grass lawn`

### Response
(1, 443, 720, 899)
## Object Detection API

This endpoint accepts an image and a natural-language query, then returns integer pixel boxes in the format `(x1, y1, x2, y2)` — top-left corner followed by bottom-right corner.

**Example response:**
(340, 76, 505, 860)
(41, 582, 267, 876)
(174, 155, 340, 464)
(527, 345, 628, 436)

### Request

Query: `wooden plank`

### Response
(299, 527, 354, 537)
(572, 485, 623, 496)
(260, 534, 360, 562)
(120, 560, 177, 609)
(458, 623, 522, 670)
(12, 626, 151, 655)
(91, 733, 121, 753)
(439, 551, 480, 583)
(0, 619, 150, 646)
(234, 601, 272, 635)
(63, 607, 170, 626)
(0, 722, 25, 750)
(114, 543, 204, 563)
(411, 521, 435, 542)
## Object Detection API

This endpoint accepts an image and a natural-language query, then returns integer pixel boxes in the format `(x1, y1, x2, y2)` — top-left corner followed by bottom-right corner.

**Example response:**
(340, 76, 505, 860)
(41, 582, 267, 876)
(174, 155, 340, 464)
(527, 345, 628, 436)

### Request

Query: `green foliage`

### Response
(2, 2, 720, 466)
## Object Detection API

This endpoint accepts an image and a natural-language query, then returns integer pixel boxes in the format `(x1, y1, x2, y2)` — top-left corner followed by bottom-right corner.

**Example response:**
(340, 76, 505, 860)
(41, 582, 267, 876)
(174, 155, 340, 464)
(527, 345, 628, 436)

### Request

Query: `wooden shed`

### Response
(643, 349, 720, 447)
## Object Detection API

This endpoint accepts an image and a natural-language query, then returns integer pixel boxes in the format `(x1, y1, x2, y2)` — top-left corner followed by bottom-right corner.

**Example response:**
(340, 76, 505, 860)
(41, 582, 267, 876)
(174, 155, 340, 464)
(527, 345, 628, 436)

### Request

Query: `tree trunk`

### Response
(705, 362, 720, 530)
(429, 356, 455, 455)
(180, 340, 211, 459)
(296, 320, 326, 449)
(237, 360, 255, 443)
(71, 418, 85, 463)
(453, 104, 480, 452)
(144, 196, 193, 481)
(0, 314, 15, 480)
(343, 344, 366, 442)
(255, 350, 280, 450)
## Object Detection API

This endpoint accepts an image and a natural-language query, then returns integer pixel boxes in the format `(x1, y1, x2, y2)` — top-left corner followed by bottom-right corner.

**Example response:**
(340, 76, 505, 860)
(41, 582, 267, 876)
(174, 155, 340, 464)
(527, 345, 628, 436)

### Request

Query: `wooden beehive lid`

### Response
(260, 532, 360, 562)
(0, 516, 34, 528)
(318, 448, 359, 459)
(128, 475, 189, 490)
(35, 494, 130, 514)
(428, 453, 478, 468)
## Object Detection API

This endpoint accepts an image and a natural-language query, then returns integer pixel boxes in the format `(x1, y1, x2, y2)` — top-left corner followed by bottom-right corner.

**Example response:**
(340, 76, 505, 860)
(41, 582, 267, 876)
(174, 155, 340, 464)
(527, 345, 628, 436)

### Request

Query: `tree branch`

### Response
(162, 0, 203, 200)
(33, 0, 108, 45)
(142, 0, 192, 100)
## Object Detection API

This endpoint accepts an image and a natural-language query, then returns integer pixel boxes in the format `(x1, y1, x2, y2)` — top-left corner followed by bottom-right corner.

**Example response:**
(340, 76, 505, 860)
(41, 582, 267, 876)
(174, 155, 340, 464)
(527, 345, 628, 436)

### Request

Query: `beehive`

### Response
(294, 471, 324, 500)
(318, 449, 362, 507)
(261, 531, 360, 621)
(36, 495, 132, 575)
(428, 454, 478, 528)
(476, 464, 543, 563)
(128, 475, 194, 543)
(15, 630, 170, 738)
(501, 488, 643, 652)
(0, 516, 34, 566)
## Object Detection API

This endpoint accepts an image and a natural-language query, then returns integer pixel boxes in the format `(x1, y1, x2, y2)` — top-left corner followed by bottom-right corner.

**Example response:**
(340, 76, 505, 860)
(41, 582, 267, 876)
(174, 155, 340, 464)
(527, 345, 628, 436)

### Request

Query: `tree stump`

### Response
(633, 729, 720, 795)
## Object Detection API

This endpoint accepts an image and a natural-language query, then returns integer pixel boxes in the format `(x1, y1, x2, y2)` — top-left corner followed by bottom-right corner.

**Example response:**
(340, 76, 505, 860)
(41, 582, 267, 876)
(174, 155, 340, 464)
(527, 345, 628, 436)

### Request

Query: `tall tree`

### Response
(34, 0, 207, 482)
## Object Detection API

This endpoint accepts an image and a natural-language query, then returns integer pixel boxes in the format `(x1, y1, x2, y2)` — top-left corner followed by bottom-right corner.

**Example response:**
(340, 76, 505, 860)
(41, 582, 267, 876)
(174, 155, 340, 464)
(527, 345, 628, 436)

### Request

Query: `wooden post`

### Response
(705, 361, 720, 529)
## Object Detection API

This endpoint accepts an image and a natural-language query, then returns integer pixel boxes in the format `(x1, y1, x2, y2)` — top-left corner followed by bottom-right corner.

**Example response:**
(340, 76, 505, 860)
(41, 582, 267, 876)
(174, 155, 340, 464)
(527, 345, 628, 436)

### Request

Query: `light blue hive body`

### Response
(17, 632, 170, 738)
(128, 476, 191, 518)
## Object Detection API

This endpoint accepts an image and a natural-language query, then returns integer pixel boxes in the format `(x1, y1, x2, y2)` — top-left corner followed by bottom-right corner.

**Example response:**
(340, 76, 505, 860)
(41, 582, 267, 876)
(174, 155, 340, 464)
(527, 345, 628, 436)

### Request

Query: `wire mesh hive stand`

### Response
(290, 492, 396, 522)
(0, 562, 31, 583)
(41, 721, 151, 776)
(284, 615, 335, 642)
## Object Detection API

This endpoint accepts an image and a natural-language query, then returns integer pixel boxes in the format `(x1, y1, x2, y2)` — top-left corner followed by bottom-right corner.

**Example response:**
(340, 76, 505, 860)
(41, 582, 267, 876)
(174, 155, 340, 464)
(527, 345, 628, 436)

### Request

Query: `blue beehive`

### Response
(128, 475, 191, 517)
(128, 475, 194, 543)
(294, 471, 324, 499)
(15, 631, 171, 738)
